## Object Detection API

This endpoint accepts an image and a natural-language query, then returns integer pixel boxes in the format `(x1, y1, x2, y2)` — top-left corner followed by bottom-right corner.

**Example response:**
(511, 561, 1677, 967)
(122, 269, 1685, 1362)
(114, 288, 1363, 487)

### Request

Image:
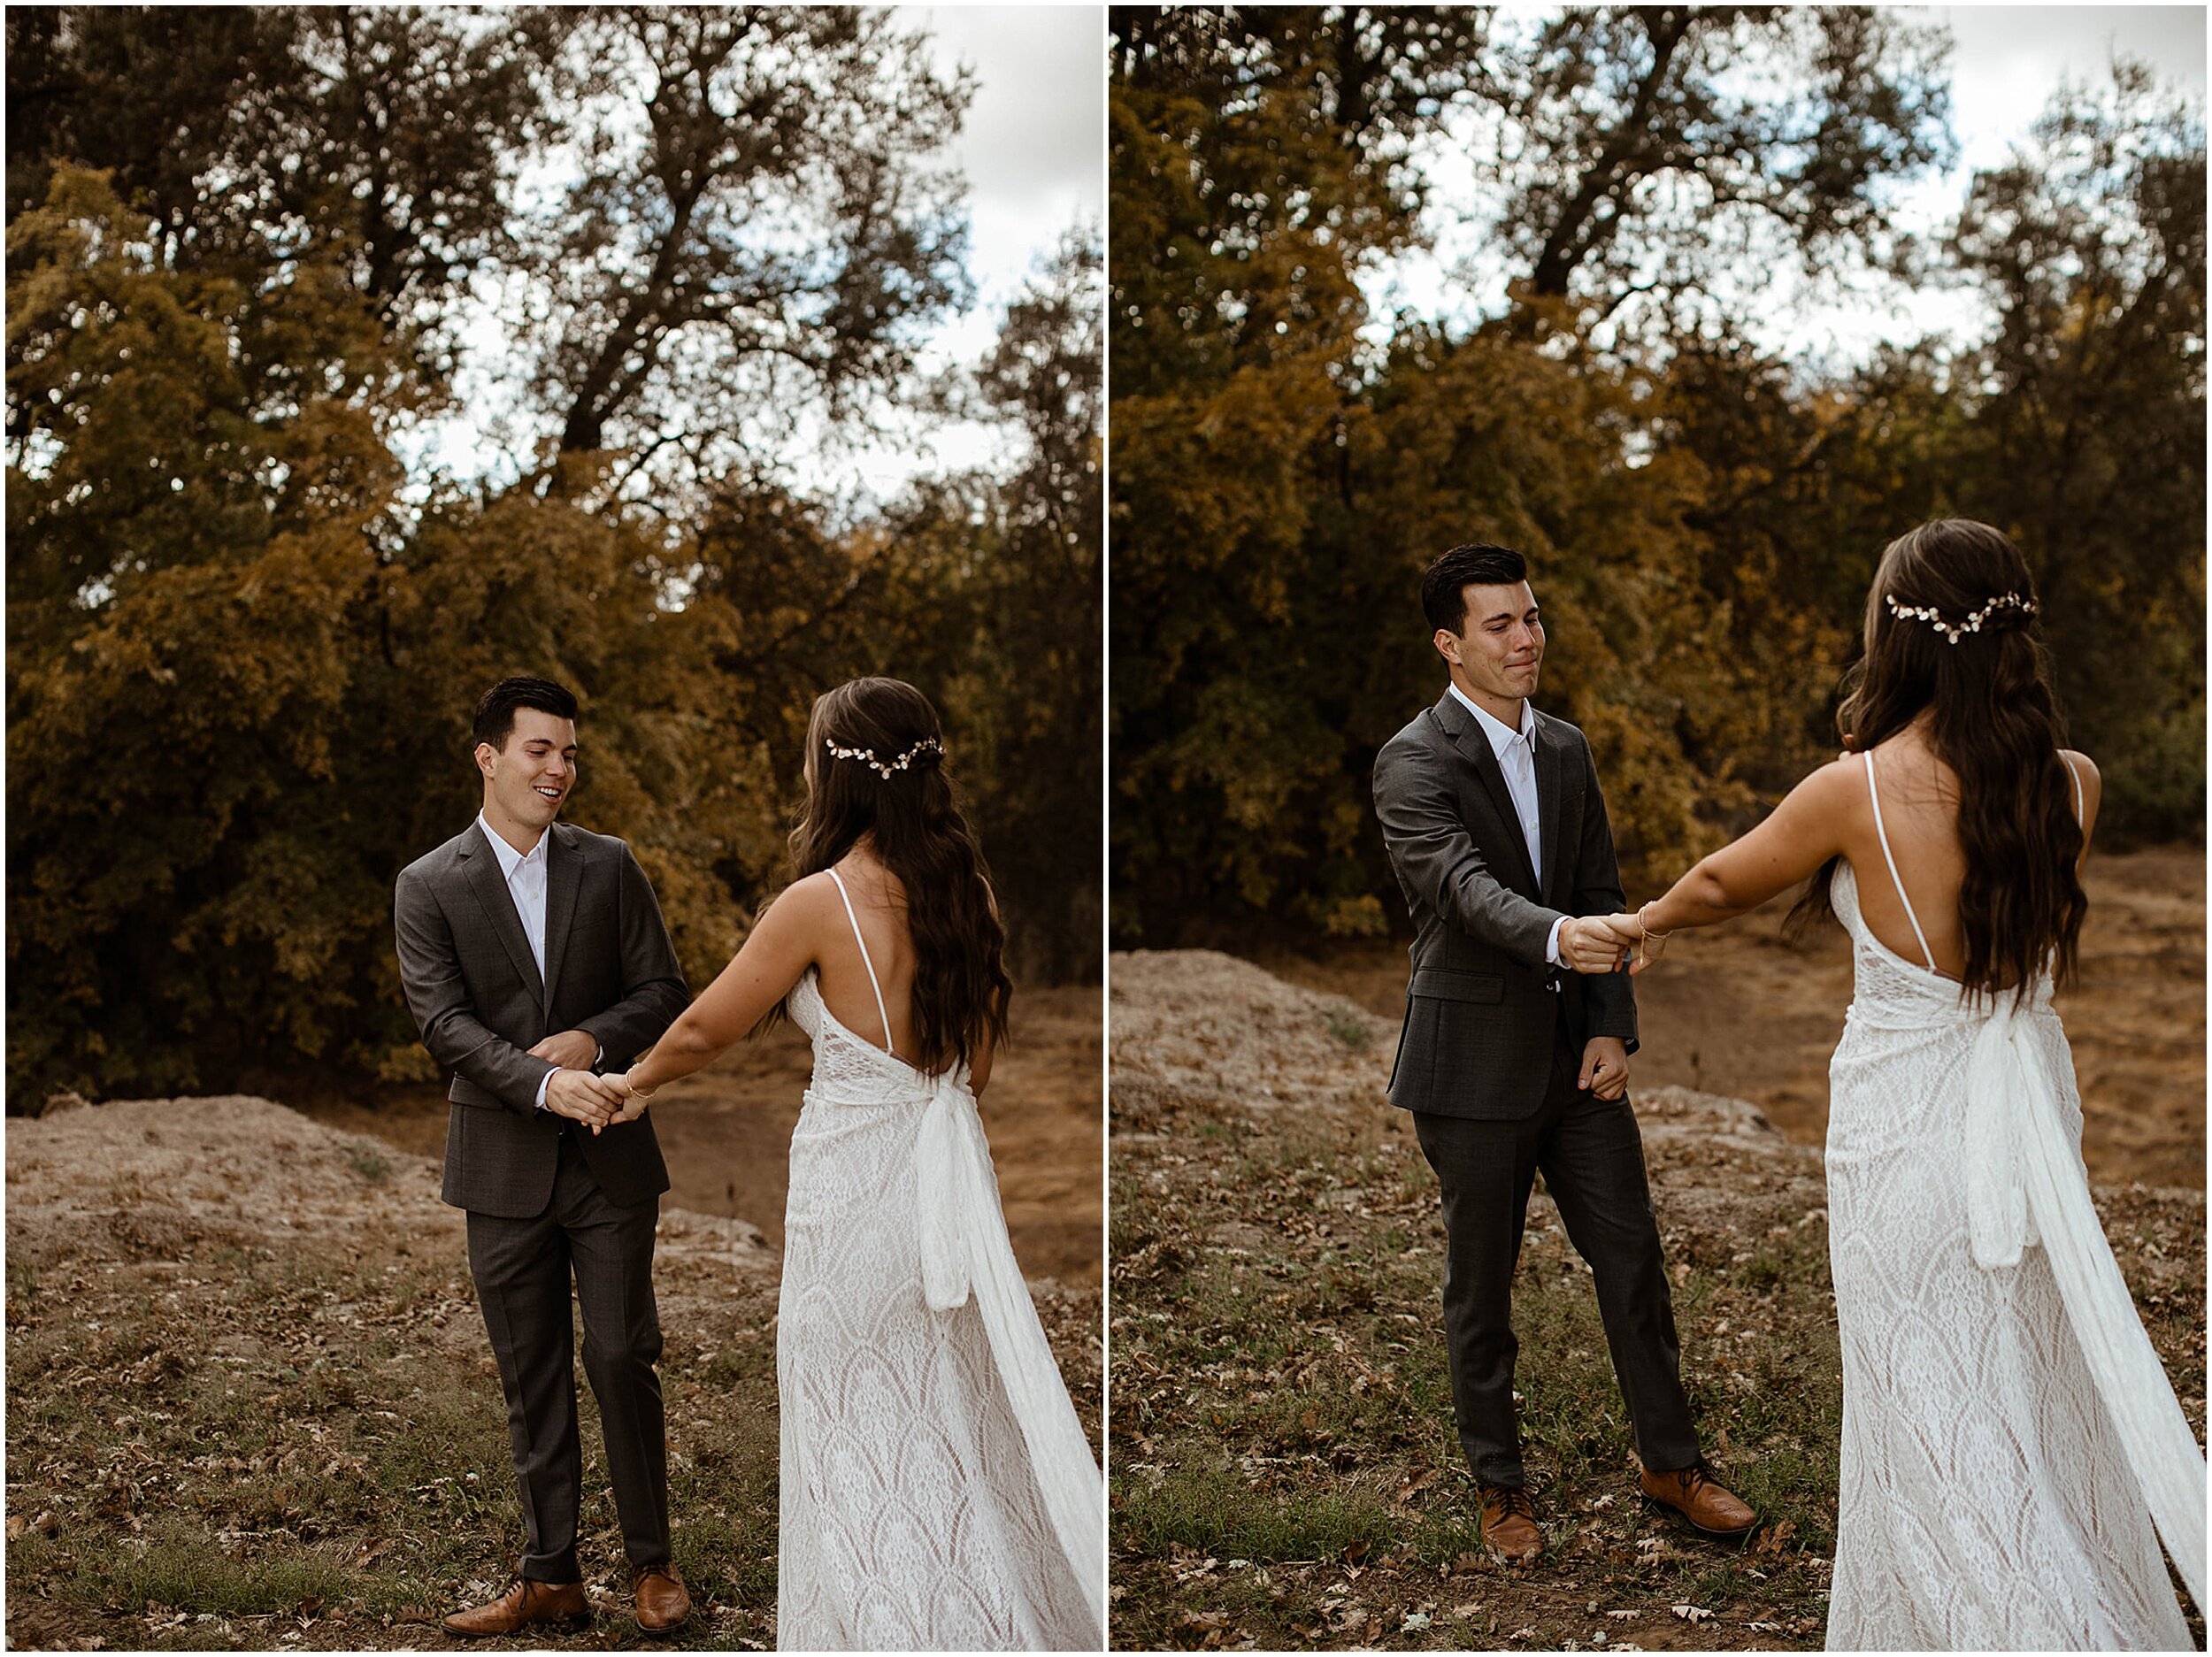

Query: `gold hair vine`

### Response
(824, 735, 942, 779)
(1884, 590, 2037, 645)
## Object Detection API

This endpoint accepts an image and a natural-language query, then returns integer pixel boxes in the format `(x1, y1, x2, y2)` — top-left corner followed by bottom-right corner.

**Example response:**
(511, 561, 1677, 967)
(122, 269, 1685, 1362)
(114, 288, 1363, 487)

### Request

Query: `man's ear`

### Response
(1433, 626, 1462, 667)
(473, 740, 498, 779)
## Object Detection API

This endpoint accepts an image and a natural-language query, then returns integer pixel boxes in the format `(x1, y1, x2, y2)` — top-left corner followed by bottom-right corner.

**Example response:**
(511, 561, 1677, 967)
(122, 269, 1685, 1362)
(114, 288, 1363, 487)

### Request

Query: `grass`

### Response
(1109, 1064, 2203, 1652)
(5, 1128, 1102, 1651)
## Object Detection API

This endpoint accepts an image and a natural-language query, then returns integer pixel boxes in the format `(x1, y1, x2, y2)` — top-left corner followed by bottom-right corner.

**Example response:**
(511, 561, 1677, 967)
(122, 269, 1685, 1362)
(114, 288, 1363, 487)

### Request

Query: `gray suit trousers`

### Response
(1412, 1009, 1700, 1487)
(466, 1131, 667, 1581)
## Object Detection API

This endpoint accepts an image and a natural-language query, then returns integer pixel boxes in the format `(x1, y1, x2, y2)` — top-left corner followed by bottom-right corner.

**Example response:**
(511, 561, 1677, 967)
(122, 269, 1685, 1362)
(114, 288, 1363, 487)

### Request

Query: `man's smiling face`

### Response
(478, 710, 577, 840)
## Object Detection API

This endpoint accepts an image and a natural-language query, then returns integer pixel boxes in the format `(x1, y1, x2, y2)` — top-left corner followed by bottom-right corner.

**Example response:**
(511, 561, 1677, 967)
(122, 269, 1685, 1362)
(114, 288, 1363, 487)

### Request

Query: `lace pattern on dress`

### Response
(1823, 862, 2200, 1649)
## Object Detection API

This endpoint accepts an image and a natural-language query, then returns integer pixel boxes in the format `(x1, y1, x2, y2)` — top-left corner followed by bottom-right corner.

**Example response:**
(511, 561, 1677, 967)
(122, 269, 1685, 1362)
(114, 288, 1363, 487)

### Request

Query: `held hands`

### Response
(544, 1066, 627, 1134)
(602, 1070, 652, 1126)
(1579, 1037, 1630, 1101)
(1601, 911, 1671, 976)
(1557, 915, 1634, 974)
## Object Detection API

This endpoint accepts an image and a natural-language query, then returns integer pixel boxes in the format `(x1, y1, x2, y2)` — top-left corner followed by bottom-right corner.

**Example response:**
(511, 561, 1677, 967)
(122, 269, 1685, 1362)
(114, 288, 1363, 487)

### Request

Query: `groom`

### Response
(1371, 544, 1755, 1564)
(394, 676, 694, 1635)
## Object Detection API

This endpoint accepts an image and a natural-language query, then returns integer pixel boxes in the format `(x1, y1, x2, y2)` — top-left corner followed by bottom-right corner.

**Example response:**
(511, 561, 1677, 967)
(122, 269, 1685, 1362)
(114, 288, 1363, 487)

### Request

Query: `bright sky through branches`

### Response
(398, 4, 1102, 512)
(1359, 5, 2206, 370)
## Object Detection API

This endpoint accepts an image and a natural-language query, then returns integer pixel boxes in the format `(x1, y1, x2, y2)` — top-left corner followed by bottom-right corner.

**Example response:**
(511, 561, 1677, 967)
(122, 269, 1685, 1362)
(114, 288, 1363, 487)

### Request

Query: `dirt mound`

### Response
(1110, 948, 1394, 1124)
(6, 1094, 774, 1278)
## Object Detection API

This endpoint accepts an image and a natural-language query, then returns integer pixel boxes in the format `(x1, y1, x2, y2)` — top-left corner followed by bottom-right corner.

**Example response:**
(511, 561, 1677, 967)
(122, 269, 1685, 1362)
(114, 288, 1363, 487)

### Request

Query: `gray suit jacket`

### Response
(394, 819, 689, 1216)
(1371, 691, 1637, 1119)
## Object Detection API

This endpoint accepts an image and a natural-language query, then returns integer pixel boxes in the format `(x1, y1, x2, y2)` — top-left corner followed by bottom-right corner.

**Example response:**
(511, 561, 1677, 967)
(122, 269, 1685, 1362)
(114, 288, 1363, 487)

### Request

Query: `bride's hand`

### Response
(603, 1071, 651, 1124)
(1609, 910, 1669, 975)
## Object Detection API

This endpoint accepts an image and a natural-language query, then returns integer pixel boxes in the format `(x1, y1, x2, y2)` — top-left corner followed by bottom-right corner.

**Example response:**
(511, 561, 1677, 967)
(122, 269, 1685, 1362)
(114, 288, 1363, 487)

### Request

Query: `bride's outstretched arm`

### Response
(609, 879, 829, 1102)
(1614, 757, 1862, 968)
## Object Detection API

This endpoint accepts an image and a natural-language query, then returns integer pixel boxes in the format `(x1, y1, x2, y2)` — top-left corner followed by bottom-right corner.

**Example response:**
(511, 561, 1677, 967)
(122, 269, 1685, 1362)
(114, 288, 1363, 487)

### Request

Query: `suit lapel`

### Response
(462, 822, 546, 1007)
(1431, 692, 1540, 899)
(1535, 716, 1569, 908)
(541, 824, 579, 1015)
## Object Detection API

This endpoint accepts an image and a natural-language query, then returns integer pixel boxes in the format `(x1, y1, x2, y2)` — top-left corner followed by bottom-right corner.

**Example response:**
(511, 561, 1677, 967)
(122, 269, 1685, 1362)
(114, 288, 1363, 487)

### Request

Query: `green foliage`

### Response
(1110, 15, 2204, 948)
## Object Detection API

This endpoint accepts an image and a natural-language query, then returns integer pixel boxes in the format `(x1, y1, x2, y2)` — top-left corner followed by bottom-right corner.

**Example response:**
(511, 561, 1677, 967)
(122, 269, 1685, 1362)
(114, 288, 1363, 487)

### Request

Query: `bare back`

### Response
(1847, 731, 2095, 981)
(816, 855, 921, 1062)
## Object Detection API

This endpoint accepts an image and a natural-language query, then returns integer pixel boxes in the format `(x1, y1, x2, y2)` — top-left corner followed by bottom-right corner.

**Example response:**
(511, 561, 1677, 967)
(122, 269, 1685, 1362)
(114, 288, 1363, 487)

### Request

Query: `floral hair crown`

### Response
(1884, 589, 2038, 645)
(824, 734, 942, 780)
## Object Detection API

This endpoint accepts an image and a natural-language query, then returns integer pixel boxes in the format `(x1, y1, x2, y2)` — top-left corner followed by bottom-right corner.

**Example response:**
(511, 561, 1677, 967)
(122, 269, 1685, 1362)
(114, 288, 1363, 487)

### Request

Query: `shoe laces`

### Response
(1486, 1485, 1536, 1521)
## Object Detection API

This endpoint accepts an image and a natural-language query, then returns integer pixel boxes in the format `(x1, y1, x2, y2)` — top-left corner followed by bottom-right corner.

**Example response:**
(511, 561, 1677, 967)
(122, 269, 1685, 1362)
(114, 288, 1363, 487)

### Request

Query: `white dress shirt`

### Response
(1447, 686, 1568, 968)
(477, 813, 581, 1110)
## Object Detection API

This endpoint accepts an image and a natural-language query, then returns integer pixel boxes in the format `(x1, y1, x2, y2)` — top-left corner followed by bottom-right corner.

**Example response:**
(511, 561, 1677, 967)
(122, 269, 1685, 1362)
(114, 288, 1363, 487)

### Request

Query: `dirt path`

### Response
(294, 984, 1103, 1290)
(1258, 845, 2204, 1190)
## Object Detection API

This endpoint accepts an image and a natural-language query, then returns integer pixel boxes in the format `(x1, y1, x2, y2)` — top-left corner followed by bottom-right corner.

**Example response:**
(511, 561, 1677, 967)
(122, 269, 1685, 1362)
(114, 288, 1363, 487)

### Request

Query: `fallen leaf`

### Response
(1671, 1603, 1713, 1622)
(1343, 1538, 1371, 1565)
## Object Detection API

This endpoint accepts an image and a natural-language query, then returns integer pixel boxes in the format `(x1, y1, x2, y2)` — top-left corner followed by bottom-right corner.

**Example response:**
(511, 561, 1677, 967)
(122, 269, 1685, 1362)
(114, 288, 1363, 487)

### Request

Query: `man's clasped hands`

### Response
(528, 1028, 650, 1133)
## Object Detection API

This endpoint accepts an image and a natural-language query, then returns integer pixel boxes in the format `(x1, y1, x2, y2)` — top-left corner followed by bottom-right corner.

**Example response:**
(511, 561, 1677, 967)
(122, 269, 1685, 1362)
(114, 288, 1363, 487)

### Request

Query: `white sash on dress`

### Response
(916, 1075, 1107, 1638)
(1962, 996, 2207, 1615)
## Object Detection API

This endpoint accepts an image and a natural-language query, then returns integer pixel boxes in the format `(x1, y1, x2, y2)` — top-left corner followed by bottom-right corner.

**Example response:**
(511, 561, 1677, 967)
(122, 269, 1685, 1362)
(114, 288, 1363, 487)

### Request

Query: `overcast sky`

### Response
(841, 3, 1104, 497)
(1363, 5, 2208, 366)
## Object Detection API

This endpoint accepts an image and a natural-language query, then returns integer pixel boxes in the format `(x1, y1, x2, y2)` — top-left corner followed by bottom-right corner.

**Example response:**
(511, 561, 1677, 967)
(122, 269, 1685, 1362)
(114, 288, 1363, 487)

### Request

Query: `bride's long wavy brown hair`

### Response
(784, 676, 1011, 1076)
(1789, 519, 2086, 1004)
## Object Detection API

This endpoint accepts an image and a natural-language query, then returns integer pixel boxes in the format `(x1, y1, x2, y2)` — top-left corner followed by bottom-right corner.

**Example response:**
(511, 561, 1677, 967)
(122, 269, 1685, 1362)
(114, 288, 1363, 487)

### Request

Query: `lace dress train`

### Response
(773, 871, 1102, 1651)
(1822, 756, 2201, 1650)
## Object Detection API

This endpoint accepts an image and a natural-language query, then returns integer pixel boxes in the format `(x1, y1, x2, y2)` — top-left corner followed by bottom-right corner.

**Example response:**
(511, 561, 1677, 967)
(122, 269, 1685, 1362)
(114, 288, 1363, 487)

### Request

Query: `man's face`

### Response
(1437, 579, 1544, 704)
(477, 710, 577, 832)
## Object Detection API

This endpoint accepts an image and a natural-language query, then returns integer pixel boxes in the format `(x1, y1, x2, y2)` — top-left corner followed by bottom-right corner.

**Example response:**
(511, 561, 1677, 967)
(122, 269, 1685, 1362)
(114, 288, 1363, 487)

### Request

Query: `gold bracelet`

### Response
(1637, 901, 1672, 940)
(626, 1081, 658, 1101)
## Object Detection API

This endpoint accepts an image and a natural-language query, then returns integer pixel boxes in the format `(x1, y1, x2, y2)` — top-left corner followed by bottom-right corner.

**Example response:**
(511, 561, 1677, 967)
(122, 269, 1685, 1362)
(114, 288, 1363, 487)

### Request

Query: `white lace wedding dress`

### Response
(772, 871, 1104, 1651)
(1824, 755, 2203, 1650)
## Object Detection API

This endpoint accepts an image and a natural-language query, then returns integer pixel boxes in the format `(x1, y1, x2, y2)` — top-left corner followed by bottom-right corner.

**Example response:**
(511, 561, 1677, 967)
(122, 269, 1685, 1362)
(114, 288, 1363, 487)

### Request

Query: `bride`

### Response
(1601, 520, 2203, 1648)
(606, 676, 1103, 1651)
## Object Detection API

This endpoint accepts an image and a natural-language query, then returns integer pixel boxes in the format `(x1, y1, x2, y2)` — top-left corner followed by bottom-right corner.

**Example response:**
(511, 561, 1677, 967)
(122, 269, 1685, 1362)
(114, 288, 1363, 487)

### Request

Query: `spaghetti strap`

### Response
(826, 867, 895, 1055)
(2061, 753, 2085, 824)
(1863, 751, 1937, 971)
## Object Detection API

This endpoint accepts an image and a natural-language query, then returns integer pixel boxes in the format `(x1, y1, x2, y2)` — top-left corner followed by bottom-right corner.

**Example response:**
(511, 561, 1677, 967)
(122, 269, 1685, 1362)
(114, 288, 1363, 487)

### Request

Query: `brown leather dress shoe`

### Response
(442, 1577, 590, 1638)
(1640, 1461, 1757, 1539)
(1477, 1483, 1543, 1564)
(633, 1563, 691, 1632)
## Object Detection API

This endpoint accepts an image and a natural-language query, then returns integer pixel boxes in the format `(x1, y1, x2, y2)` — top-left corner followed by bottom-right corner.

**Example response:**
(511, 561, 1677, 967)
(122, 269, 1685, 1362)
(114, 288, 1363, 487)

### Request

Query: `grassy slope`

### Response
(1108, 951, 2205, 1653)
(5, 1097, 1102, 1652)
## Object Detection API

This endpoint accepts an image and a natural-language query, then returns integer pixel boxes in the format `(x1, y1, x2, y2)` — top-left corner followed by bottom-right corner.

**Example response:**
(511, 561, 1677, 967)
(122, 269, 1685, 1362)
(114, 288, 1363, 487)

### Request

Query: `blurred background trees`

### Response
(7, 5, 1102, 1101)
(1109, 4, 2204, 948)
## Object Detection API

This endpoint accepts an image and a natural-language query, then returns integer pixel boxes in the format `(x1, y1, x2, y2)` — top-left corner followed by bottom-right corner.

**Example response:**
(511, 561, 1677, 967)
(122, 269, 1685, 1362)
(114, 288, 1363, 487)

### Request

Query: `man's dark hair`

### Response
(1421, 543, 1529, 634)
(472, 676, 580, 752)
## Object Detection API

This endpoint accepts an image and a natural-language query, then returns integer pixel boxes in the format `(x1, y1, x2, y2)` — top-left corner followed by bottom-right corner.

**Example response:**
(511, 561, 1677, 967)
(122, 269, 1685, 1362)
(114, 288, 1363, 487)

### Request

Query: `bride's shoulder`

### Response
(2057, 748, 2100, 784)
(749, 872, 844, 940)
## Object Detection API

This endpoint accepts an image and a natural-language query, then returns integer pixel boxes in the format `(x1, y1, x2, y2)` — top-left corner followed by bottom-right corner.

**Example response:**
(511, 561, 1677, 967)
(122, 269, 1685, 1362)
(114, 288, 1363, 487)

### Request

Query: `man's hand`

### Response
(529, 1029, 599, 1070)
(545, 1067, 625, 1133)
(1557, 915, 1632, 974)
(1579, 1037, 1630, 1101)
